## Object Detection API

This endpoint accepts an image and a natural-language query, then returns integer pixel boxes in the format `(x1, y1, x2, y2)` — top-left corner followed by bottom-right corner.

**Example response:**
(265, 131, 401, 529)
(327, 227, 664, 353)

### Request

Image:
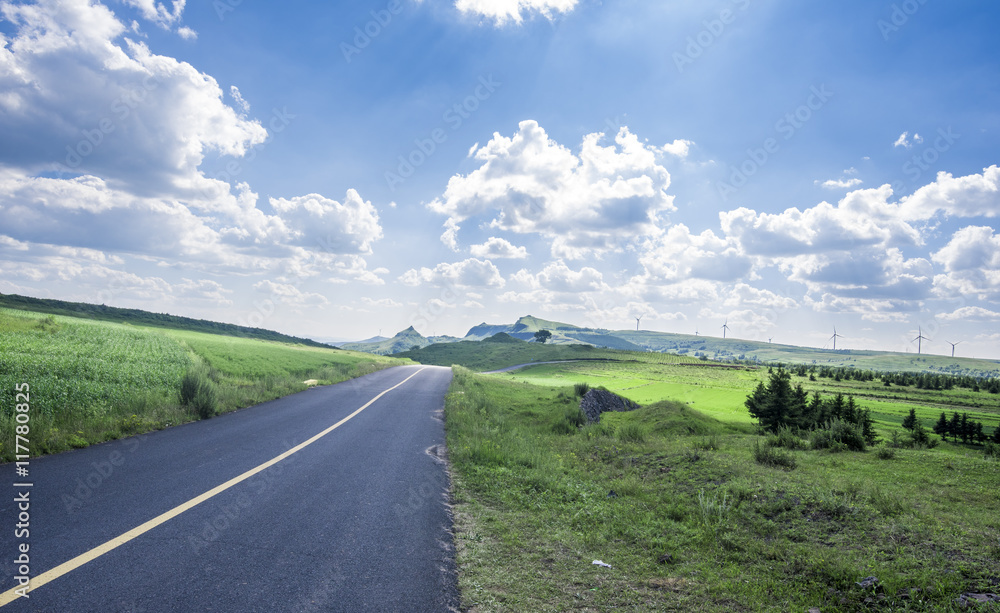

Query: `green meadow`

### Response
(0, 308, 404, 460)
(445, 354, 1000, 611)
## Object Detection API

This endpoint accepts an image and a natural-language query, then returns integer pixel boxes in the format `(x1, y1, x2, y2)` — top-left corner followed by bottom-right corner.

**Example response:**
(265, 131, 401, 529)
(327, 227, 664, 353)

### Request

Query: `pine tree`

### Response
(948, 411, 961, 440)
(858, 408, 878, 446)
(745, 368, 807, 432)
(992, 423, 1000, 445)
(960, 413, 971, 444)
(974, 421, 985, 444)
(902, 408, 917, 431)
(933, 412, 949, 440)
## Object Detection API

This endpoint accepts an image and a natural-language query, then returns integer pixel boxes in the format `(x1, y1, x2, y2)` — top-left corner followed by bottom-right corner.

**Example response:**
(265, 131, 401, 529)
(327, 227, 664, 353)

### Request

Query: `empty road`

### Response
(1, 365, 458, 612)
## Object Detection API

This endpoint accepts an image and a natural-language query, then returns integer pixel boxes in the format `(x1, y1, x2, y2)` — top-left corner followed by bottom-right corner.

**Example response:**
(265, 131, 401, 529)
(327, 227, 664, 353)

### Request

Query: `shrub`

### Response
(874, 444, 896, 460)
(180, 368, 217, 419)
(752, 441, 796, 469)
(766, 426, 808, 450)
(573, 382, 590, 397)
(985, 441, 1000, 459)
(810, 419, 867, 452)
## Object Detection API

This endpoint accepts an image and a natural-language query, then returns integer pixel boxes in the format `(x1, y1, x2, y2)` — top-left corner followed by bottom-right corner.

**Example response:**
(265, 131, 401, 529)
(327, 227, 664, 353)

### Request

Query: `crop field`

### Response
(445, 367, 1000, 612)
(0, 308, 404, 460)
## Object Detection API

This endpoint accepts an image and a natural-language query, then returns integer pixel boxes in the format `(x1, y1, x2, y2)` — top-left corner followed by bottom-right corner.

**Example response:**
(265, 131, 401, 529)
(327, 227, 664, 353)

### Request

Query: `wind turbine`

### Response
(721, 319, 730, 339)
(912, 326, 931, 354)
(635, 314, 644, 332)
(829, 327, 844, 351)
(946, 340, 962, 358)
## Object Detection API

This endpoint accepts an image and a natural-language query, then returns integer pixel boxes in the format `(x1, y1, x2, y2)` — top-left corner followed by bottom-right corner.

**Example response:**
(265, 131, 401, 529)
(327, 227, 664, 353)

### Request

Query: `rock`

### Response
(657, 553, 674, 564)
(855, 576, 880, 590)
(956, 593, 1000, 608)
(579, 388, 640, 423)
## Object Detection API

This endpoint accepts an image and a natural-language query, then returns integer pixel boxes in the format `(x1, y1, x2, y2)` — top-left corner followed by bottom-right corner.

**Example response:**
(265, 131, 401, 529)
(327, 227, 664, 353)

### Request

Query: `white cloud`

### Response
(640, 224, 750, 283)
(818, 177, 863, 190)
(722, 283, 798, 310)
(455, 0, 578, 24)
(938, 306, 1000, 322)
(470, 237, 528, 259)
(931, 225, 1000, 299)
(253, 280, 329, 307)
(121, 0, 186, 27)
(893, 132, 922, 148)
(661, 139, 694, 158)
(900, 166, 1000, 220)
(399, 258, 505, 288)
(721, 185, 920, 258)
(428, 120, 676, 259)
(268, 191, 383, 256)
(511, 260, 607, 293)
(176, 25, 196, 40)
(0, 0, 267, 196)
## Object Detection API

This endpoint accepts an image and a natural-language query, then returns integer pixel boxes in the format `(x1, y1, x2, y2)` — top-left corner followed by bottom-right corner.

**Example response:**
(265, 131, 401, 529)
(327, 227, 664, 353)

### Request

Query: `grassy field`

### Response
(492, 360, 1000, 439)
(398, 337, 700, 373)
(0, 308, 405, 460)
(445, 367, 1000, 612)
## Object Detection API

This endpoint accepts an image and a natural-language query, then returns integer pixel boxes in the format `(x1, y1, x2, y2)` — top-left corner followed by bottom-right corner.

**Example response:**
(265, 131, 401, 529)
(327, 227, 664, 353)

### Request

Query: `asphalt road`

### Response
(1, 365, 458, 612)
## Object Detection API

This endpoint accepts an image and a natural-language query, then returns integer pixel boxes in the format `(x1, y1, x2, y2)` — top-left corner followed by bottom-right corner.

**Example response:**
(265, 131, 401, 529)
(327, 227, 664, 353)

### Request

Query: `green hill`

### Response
(338, 326, 432, 355)
(0, 293, 329, 348)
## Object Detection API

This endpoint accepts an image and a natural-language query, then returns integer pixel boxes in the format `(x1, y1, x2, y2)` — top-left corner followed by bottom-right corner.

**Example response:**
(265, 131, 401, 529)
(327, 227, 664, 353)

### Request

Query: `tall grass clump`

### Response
(180, 365, 218, 419)
(552, 404, 585, 434)
(809, 419, 867, 452)
(752, 440, 797, 469)
(573, 381, 590, 397)
(616, 422, 646, 443)
(766, 426, 808, 450)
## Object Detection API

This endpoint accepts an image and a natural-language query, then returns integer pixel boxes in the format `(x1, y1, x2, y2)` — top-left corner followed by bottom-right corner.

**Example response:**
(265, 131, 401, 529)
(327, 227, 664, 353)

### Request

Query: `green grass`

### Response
(0, 308, 405, 460)
(398, 339, 697, 373)
(446, 367, 1000, 611)
(496, 361, 1000, 441)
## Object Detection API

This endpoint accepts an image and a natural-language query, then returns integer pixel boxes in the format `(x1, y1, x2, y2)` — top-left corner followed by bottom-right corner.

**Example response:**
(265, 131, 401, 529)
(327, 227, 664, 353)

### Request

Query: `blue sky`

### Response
(1, 0, 999, 358)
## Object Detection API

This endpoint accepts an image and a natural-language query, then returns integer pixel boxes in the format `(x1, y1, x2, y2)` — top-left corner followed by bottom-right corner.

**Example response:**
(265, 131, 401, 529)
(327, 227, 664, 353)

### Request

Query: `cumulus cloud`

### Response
(470, 237, 528, 259)
(428, 120, 676, 259)
(938, 306, 1000, 322)
(0, 0, 267, 197)
(640, 224, 750, 283)
(511, 260, 607, 293)
(818, 177, 863, 190)
(455, 0, 578, 24)
(268, 191, 383, 256)
(931, 226, 1000, 299)
(900, 166, 1000, 220)
(893, 132, 922, 148)
(253, 280, 330, 307)
(399, 258, 505, 288)
(121, 0, 185, 28)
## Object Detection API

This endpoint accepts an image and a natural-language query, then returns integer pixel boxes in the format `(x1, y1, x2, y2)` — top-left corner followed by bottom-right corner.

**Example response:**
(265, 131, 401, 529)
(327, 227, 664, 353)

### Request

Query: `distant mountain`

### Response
(348, 335, 390, 345)
(332, 314, 1000, 376)
(337, 326, 431, 355)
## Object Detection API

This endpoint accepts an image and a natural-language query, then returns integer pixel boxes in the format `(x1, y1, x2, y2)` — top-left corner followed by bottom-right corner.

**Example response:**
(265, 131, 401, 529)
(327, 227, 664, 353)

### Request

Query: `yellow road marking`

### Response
(0, 367, 428, 606)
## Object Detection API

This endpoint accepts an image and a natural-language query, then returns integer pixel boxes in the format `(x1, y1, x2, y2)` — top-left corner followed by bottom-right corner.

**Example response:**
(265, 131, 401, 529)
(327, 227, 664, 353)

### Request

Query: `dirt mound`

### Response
(580, 388, 640, 423)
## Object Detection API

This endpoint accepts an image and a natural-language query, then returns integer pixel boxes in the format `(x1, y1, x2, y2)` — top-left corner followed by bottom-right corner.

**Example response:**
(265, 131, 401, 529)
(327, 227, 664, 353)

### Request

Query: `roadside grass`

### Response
(446, 367, 1000, 612)
(0, 308, 405, 460)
